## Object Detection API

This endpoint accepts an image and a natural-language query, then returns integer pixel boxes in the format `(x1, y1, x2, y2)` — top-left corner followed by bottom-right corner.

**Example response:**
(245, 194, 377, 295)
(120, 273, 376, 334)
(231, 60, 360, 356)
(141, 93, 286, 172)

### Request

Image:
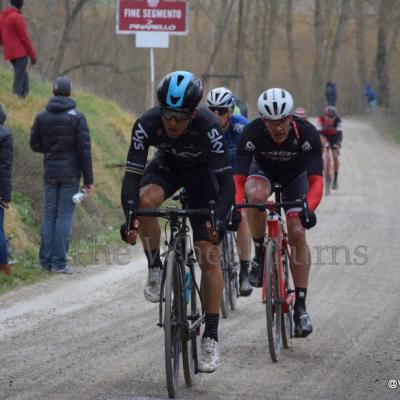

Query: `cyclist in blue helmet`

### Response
(121, 71, 235, 372)
(206, 87, 252, 297)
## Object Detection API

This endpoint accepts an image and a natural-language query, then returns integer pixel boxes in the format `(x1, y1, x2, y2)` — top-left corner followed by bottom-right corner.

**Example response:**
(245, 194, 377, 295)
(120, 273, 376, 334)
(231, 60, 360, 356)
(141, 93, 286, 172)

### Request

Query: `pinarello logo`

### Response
(147, 0, 159, 7)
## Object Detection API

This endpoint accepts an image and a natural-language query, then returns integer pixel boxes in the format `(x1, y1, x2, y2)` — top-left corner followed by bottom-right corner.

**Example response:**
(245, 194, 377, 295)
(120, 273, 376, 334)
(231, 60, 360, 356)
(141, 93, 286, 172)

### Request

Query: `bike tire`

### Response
(164, 250, 182, 398)
(220, 237, 229, 319)
(182, 263, 198, 387)
(281, 248, 293, 349)
(227, 231, 239, 311)
(264, 240, 282, 362)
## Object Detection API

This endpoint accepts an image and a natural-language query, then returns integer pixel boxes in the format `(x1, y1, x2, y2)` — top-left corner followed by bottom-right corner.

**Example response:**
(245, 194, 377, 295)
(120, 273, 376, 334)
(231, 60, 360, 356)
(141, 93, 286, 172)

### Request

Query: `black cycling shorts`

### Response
(247, 159, 308, 216)
(321, 132, 342, 149)
(140, 152, 218, 242)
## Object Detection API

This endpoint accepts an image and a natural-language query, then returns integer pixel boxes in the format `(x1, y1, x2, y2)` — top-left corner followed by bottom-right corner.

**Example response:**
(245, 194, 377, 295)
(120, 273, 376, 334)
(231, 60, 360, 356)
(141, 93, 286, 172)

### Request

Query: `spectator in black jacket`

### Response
(0, 104, 13, 275)
(30, 76, 93, 273)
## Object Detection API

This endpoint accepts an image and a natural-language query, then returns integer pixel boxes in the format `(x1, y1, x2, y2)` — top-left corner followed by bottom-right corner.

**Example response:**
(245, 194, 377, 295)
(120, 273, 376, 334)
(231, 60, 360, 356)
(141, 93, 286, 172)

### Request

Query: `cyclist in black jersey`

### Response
(121, 71, 234, 372)
(234, 88, 323, 338)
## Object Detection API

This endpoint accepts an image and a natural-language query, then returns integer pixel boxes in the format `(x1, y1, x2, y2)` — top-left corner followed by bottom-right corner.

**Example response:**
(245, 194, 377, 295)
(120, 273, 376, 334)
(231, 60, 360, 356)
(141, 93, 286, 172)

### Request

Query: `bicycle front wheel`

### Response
(220, 237, 230, 319)
(164, 250, 182, 398)
(281, 247, 293, 349)
(182, 263, 199, 387)
(264, 240, 282, 362)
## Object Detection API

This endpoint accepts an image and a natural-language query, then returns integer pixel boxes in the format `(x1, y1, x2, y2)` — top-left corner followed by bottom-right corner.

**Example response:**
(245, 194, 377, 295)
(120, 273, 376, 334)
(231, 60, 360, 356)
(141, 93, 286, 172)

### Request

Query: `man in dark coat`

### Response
(0, 0, 36, 97)
(0, 105, 13, 275)
(30, 77, 94, 273)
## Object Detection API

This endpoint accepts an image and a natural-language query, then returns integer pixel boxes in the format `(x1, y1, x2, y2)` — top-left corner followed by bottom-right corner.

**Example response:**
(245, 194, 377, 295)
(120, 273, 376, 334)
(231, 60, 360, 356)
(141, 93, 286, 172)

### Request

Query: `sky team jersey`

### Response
(224, 114, 249, 168)
(235, 116, 323, 182)
(316, 115, 342, 136)
(125, 106, 232, 176)
(122, 106, 234, 218)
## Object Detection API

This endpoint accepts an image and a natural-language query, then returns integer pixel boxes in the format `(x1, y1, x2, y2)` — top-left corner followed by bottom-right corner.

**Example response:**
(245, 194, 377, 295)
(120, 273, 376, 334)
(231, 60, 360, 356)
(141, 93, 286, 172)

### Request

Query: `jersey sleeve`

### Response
(120, 118, 151, 217)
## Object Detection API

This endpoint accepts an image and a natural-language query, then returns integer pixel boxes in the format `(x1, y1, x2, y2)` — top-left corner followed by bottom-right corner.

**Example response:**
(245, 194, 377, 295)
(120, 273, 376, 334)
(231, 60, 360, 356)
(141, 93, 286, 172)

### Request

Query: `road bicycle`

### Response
(220, 228, 240, 318)
(321, 136, 333, 195)
(127, 196, 215, 398)
(237, 186, 308, 362)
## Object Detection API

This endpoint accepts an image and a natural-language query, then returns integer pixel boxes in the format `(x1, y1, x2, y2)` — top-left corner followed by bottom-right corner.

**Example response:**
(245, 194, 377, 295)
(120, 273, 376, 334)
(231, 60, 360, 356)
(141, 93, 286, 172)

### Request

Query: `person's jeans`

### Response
(0, 208, 8, 265)
(39, 179, 80, 270)
(10, 56, 29, 97)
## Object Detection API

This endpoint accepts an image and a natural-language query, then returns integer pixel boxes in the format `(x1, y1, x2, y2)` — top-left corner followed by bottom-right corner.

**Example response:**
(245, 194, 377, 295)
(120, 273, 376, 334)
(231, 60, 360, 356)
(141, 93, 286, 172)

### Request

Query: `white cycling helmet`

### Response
(257, 88, 294, 120)
(206, 87, 235, 108)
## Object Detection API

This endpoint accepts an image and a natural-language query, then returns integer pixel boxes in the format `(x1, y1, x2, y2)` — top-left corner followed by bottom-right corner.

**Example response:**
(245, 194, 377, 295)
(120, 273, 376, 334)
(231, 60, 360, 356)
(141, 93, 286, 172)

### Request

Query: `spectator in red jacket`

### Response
(0, 0, 36, 98)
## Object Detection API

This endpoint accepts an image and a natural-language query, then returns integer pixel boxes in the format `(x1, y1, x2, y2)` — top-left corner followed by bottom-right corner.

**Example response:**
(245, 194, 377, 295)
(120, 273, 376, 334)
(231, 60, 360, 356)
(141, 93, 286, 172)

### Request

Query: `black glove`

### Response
(299, 209, 317, 229)
(120, 223, 128, 242)
(225, 210, 242, 231)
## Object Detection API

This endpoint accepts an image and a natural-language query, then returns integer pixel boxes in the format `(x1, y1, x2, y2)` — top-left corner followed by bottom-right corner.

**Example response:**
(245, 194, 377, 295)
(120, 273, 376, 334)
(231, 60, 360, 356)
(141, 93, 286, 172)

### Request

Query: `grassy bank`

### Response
(0, 65, 134, 291)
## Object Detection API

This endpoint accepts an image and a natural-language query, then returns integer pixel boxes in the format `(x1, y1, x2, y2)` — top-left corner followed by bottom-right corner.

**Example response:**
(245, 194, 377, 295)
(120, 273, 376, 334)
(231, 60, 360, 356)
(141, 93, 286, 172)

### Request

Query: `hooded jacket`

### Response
(0, 107, 13, 202)
(0, 7, 36, 61)
(30, 96, 93, 185)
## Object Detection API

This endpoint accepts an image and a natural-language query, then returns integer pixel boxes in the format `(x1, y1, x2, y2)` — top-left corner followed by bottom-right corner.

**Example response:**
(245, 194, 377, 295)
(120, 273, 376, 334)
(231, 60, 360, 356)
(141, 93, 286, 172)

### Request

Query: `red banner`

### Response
(117, 0, 188, 34)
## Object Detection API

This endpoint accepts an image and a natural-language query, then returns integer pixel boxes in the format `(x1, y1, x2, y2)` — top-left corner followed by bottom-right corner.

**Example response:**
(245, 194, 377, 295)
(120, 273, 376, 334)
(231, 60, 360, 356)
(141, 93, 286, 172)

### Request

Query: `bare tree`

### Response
(376, 0, 394, 108)
(234, 0, 245, 98)
(50, 0, 93, 79)
(285, 0, 301, 99)
(326, 0, 351, 80)
(311, 0, 325, 113)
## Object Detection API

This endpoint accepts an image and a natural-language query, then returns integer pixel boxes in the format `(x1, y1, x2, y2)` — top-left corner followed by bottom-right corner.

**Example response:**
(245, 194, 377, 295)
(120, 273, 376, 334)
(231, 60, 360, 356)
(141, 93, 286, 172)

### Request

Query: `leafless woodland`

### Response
(2, 0, 399, 117)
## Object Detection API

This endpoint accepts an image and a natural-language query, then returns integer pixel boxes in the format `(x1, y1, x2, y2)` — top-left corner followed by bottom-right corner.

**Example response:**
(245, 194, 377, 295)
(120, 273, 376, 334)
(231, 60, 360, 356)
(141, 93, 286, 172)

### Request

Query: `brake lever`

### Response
(127, 200, 135, 234)
(301, 197, 309, 223)
(209, 200, 217, 234)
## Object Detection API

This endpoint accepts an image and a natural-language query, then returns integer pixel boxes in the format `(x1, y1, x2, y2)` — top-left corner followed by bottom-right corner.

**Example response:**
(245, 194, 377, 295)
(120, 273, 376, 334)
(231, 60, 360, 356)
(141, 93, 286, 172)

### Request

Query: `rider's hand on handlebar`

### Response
(206, 219, 224, 244)
(299, 208, 317, 229)
(120, 218, 140, 245)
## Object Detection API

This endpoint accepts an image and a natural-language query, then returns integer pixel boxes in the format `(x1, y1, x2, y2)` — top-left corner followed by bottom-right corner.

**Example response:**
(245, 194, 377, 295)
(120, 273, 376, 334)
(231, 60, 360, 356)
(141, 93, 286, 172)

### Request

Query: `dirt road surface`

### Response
(1, 119, 400, 400)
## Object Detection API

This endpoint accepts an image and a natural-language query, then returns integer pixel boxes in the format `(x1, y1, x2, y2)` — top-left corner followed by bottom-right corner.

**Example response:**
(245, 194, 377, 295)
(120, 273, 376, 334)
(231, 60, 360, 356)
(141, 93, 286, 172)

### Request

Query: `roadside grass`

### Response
(0, 64, 135, 293)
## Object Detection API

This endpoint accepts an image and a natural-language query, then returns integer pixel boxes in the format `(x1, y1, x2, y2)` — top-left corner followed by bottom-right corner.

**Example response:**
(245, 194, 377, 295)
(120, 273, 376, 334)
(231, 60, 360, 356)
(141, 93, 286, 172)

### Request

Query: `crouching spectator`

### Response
(30, 77, 94, 274)
(0, 105, 13, 276)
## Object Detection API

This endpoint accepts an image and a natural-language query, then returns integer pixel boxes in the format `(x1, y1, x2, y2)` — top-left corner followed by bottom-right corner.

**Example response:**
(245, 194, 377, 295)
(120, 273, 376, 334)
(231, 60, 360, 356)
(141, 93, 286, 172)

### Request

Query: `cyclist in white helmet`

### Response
(234, 88, 323, 338)
(206, 87, 252, 296)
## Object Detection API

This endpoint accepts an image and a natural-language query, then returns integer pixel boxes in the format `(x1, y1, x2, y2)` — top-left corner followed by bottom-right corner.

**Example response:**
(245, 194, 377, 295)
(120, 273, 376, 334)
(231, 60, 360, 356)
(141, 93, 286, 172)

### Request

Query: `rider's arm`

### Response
(233, 128, 254, 204)
(121, 118, 150, 218)
(305, 129, 323, 211)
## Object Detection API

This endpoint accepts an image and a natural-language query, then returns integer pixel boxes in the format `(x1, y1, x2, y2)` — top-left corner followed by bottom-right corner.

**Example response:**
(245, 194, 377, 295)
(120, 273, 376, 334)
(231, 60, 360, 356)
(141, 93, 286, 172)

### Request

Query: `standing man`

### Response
(121, 71, 234, 372)
(0, 105, 13, 276)
(316, 106, 343, 190)
(205, 86, 252, 296)
(0, 0, 36, 97)
(30, 76, 93, 274)
(234, 88, 323, 337)
(325, 81, 337, 107)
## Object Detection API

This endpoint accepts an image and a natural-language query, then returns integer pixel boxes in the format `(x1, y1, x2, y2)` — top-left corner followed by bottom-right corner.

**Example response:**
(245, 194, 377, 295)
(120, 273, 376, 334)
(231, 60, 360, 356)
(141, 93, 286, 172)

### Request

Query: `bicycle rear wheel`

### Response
(281, 248, 293, 349)
(226, 231, 239, 311)
(324, 151, 332, 195)
(220, 237, 230, 319)
(182, 263, 199, 387)
(164, 250, 182, 398)
(264, 240, 282, 362)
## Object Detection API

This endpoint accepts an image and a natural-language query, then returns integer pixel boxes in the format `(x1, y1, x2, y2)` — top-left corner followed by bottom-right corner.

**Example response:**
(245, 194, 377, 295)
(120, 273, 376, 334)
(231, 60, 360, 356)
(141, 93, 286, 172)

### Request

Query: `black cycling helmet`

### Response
(53, 76, 72, 96)
(324, 105, 337, 117)
(157, 71, 203, 111)
(10, 0, 24, 9)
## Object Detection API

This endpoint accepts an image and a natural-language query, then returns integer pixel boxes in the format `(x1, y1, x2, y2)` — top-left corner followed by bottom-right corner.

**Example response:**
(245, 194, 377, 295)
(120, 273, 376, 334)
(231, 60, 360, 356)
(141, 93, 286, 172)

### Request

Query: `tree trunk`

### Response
(285, 0, 301, 99)
(354, 0, 367, 110)
(234, 0, 245, 98)
(326, 0, 351, 80)
(202, 0, 235, 84)
(262, 0, 279, 84)
(311, 0, 325, 113)
(376, 0, 393, 108)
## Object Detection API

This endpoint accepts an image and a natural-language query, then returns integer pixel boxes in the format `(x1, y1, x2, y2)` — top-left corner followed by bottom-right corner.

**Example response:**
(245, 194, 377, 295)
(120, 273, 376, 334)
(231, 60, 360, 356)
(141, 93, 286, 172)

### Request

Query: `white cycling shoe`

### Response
(198, 337, 220, 373)
(144, 267, 162, 303)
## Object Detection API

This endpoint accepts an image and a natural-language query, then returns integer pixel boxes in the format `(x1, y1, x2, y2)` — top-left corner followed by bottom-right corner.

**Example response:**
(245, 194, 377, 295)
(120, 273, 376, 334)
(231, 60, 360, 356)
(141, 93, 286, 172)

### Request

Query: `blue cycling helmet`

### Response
(157, 71, 203, 111)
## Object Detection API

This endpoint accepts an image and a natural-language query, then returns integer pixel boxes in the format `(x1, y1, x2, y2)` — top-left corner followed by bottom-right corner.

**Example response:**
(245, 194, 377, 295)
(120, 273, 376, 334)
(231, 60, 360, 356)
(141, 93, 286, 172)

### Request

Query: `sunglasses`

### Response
(209, 107, 230, 116)
(161, 107, 192, 121)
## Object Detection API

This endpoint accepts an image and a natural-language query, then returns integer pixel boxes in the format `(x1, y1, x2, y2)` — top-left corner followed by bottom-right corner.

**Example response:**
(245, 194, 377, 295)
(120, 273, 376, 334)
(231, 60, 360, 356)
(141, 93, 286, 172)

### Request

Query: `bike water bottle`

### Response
(185, 265, 191, 304)
(72, 188, 87, 204)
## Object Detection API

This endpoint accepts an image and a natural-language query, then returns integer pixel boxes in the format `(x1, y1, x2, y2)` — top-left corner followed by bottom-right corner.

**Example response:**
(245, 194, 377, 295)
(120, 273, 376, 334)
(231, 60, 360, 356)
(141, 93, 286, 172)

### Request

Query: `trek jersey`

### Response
(316, 115, 342, 136)
(121, 106, 234, 219)
(234, 116, 323, 211)
(223, 114, 249, 168)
